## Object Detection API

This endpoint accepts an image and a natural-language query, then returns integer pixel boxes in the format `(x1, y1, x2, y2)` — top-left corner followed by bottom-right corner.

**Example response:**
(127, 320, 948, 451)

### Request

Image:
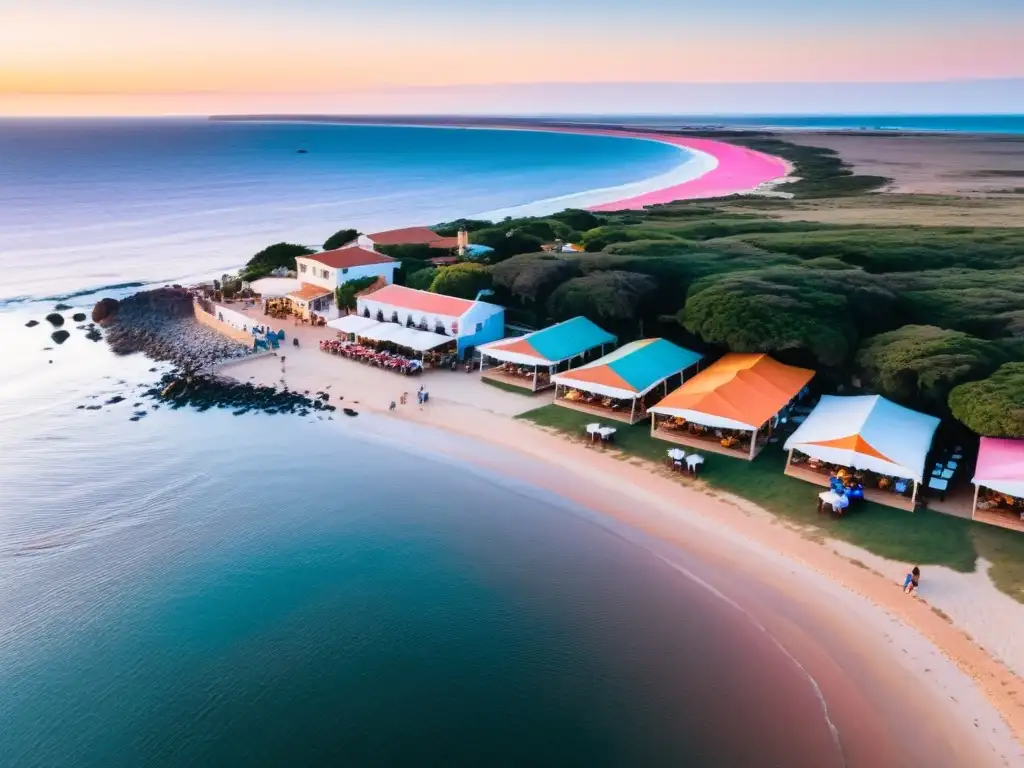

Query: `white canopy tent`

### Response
(784, 395, 939, 483)
(327, 314, 380, 334)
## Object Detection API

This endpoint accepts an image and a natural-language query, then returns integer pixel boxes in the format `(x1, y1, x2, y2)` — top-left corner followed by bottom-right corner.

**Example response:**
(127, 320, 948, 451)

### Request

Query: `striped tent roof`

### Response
(480, 317, 616, 366)
(552, 338, 703, 400)
(784, 395, 940, 482)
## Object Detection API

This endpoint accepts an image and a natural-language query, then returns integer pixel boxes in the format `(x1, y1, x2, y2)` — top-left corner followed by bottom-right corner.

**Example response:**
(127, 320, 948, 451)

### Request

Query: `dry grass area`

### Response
(718, 194, 1024, 227)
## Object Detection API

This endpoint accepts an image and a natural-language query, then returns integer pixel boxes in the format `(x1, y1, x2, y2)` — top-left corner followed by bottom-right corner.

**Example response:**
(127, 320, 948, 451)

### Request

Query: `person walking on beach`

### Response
(903, 566, 921, 595)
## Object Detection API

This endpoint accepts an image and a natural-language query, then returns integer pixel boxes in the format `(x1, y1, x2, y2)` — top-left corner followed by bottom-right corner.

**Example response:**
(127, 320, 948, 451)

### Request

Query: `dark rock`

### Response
(343, 408, 358, 417)
(91, 297, 120, 324)
(76, 405, 85, 409)
(25, 320, 39, 328)
(43, 347, 52, 350)
(53, 303, 72, 311)
(129, 416, 142, 422)
(133, 410, 147, 418)
(297, 149, 308, 154)
(51, 330, 71, 344)
(85, 328, 102, 342)
(149, 368, 157, 372)
(86, 405, 102, 410)
(72, 313, 87, 322)
(105, 395, 125, 405)
(45, 313, 65, 327)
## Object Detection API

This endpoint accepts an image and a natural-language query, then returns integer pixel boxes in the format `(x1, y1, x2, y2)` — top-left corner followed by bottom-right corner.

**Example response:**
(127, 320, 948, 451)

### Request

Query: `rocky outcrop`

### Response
(45, 313, 65, 327)
(101, 287, 249, 369)
(92, 298, 119, 324)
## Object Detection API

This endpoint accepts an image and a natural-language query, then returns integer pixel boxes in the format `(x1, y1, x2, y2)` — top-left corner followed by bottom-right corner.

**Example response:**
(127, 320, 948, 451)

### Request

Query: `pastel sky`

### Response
(2, 0, 1023, 114)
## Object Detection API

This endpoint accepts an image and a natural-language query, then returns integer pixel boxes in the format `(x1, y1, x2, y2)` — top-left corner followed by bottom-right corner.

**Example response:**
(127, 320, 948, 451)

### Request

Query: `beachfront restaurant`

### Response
(286, 282, 333, 321)
(649, 353, 814, 461)
(353, 284, 504, 360)
(551, 338, 703, 425)
(478, 316, 617, 392)
(327, 312, 458, 359)
(783, 395, 940, 511)
(971, 437, 1024, 532)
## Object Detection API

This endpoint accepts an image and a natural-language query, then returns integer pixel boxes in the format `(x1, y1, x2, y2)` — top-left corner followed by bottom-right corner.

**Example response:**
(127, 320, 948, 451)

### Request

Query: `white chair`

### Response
(686, 454, 705, 475)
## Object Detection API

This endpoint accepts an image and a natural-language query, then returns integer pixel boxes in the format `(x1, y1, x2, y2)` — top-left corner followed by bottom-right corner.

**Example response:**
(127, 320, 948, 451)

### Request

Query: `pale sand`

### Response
(219, 316, 1024, 764)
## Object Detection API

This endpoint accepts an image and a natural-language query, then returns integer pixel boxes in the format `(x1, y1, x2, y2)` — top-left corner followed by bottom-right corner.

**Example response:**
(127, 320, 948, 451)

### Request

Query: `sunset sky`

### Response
(2, 0, 1023, 115)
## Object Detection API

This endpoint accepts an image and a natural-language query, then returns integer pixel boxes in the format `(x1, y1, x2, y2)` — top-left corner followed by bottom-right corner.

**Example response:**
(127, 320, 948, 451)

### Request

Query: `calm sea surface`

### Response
(0, 121, 843, 766)
(0, 120, 686, 303)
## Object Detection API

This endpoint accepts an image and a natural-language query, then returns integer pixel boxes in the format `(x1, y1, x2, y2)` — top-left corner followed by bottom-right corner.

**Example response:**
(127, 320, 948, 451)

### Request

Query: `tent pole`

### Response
(630, 398, 637, 424)
(532, 365, 538, 392)
(786, 449, 793, 470)
(749, 428, 758, 460)
(972, 484, 980, 520)
(910, 480, 919, 512)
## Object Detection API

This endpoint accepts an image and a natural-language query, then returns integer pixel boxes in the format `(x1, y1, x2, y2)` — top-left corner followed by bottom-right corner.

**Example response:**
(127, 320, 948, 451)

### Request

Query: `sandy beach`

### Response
(218, 313, 1024, 766)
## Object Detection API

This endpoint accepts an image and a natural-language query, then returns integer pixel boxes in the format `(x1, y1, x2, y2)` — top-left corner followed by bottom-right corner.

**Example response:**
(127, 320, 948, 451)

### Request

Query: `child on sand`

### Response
(903, 566, 920, 595)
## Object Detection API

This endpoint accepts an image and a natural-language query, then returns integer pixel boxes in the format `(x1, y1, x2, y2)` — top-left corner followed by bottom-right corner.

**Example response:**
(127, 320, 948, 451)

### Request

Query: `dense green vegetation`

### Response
(426, 199, 1024, 438)
(322, 228, 359, 251)
(518, 405, 1024, 600)
(241, 242, 315, 281)
(427, 262, 491, 299)
(333, 276, 379, 311)
(949, 363, 1024, 438)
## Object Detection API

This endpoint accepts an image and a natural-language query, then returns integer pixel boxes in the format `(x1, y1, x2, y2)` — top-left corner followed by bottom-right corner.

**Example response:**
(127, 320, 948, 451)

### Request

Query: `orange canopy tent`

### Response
(648, 353, 814, 458)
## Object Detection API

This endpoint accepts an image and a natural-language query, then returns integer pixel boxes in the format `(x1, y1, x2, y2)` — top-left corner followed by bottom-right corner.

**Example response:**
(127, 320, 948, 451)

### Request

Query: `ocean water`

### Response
(0, 121, 850, 766)
(602, 114, 1024, 134)
(0, 119, 688, 303)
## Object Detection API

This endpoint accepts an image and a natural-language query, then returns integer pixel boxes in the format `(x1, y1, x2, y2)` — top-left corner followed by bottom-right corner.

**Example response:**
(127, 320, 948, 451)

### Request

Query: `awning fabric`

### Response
(350, 321, 452, 352)
(974, 437, 1024, 498)
(480, 316, 616, 367)
(327, 314, 379, 334)
(784, 395, 940, 482)
(551, 338, 703, 401)
(649, 353, 814, 431)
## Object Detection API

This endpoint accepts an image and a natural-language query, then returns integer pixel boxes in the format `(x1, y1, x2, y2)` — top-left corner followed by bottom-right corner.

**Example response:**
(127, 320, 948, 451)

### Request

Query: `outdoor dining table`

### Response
(667, 448, 686, 461)
(819, 490, 850, 515)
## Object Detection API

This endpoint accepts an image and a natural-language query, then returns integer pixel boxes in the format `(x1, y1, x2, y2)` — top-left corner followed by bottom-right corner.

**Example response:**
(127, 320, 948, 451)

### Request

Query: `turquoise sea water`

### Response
(0, 123, 847, 766)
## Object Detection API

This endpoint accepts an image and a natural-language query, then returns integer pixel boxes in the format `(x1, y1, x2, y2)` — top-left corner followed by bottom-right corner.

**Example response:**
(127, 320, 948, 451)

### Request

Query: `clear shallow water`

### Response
(0, 302, 845, 767)
(0, 119, 685, 302)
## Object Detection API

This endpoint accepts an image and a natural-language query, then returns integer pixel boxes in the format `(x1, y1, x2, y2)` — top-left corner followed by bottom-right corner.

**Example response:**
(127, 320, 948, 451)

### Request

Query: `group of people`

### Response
(390, 386, 430, 411)
(319, 340, 423, 375)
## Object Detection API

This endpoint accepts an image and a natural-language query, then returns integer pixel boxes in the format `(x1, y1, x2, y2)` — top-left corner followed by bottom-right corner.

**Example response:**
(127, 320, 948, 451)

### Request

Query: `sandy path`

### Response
(217, 328, 1024, 765)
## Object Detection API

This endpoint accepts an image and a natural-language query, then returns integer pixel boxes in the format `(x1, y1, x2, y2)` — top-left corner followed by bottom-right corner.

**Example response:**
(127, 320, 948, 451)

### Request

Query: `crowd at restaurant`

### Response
(319, 339, 423, 375)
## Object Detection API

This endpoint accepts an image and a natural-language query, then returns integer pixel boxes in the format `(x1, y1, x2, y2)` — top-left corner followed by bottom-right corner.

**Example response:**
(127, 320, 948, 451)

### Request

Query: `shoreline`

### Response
(224, 117, 792, 212)
(214, 329, 1024, 765)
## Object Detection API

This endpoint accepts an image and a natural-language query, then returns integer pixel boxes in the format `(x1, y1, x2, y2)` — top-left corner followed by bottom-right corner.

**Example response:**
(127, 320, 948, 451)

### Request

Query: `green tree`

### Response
(949, 363, 1024, 438)
(546, 271, 657, 329)
(334, 275, 379, 311)
(429, 263, 492, 299)
(406, 267, 438, 291)
(468, 227, 544, 262)
(550, 208, 603, 232)
(323, 228, 359, 251)
(491, 253, 581, 306)
(856, 325, 1008, 410)
(241, 242, 314, 280)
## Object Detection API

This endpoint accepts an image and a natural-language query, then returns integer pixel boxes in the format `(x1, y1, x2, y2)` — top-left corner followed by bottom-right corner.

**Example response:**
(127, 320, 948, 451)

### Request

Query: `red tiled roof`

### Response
(365, 284, 475, 318)
(305, 246, 396, 269)
(367, 227, 455, 248)
(288, 283, 333, 301)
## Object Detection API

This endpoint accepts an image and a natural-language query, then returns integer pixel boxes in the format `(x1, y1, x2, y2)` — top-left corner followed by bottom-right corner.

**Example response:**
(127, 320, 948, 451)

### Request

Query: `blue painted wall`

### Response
(457, 310, 505, 359)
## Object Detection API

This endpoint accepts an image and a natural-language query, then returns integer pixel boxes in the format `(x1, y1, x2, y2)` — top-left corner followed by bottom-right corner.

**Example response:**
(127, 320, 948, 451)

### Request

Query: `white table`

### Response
(667, 448, 686, 461)
(928, 477, 949, 491)
(819, 490, 849, 513)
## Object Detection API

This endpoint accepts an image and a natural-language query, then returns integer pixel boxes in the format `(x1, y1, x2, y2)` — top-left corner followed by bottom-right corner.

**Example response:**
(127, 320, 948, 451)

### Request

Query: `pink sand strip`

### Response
(524, 127, 789, 211)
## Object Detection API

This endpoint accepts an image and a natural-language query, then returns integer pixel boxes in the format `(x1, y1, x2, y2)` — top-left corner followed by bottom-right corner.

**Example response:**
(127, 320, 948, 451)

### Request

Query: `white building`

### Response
(353, 284, 504, 359)
(289, 246, 399, 319)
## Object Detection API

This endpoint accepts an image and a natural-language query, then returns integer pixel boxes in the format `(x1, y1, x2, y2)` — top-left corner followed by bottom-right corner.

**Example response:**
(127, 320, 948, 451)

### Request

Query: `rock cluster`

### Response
(142, 371, 336, 417)
(98, 287, 249, 369)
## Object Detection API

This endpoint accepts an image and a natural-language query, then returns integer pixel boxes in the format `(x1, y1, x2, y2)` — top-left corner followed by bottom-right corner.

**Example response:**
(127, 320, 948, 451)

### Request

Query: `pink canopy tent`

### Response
(972, 437, 1024, 514)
